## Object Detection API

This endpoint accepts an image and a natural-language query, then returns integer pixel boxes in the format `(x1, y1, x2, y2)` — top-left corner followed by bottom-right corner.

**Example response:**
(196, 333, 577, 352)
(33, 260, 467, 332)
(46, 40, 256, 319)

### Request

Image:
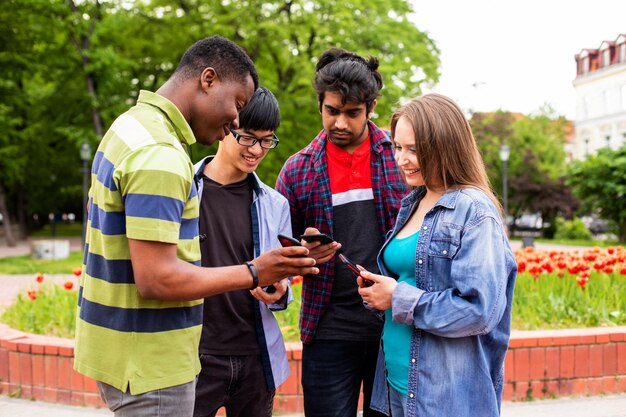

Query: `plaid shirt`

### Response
(276, 121, 407, 344)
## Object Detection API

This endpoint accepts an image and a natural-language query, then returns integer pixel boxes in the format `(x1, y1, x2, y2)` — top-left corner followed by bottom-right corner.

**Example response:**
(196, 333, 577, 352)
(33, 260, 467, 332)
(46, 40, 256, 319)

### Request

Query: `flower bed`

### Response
(513, 246, 626, 330)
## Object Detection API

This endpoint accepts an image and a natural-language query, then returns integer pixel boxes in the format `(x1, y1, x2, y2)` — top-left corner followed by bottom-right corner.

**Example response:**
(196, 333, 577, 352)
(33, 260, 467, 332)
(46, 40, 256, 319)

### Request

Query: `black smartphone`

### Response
(300, 233, 334, 245)
(337, 253, 373, 286)
(277, 234, 302, 247)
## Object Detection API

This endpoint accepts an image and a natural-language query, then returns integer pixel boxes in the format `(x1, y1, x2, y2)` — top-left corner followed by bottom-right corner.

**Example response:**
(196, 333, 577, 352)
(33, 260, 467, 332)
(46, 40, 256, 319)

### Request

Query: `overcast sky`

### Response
(408, 0, 626, 119)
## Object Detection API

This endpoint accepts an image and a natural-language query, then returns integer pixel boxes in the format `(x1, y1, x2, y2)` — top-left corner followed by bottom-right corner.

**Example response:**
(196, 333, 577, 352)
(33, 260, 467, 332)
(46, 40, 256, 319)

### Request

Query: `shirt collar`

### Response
(194, 155, 263, 194)
(137, 90, 196, 147)
(306, 120, 390, 160)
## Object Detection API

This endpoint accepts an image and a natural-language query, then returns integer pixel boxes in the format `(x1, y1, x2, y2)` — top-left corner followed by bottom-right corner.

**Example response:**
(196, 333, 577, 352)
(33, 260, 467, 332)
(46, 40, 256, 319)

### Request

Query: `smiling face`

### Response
(189, 70, 255, 146)
(320, 91, 373, 153)
(393, 116, 425, 188)
(216, 128, 273, 180)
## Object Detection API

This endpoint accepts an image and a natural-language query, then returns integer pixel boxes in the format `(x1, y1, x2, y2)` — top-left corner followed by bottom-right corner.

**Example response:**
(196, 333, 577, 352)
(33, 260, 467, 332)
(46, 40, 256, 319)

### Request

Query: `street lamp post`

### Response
(80, 142, 92, 247)
(499, 142, 510, 226)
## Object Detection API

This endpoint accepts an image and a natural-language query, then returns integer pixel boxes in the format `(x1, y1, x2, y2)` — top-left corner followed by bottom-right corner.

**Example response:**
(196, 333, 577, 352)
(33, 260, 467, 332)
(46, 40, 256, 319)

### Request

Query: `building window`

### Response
(603, 49, 611, 67)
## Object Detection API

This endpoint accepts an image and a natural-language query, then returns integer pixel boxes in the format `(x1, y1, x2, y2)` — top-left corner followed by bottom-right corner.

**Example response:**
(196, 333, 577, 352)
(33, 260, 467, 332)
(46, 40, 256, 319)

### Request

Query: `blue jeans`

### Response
(302, 339, 386, 417)
(97, 380, 195, 417)
(388, 385, 407, 417)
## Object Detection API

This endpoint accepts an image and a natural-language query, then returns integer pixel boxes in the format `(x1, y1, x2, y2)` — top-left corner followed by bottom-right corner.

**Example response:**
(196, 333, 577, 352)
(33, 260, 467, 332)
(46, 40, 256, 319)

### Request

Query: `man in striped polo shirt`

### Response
(276, 48, 406, 417)
(74, 36, 318, 417)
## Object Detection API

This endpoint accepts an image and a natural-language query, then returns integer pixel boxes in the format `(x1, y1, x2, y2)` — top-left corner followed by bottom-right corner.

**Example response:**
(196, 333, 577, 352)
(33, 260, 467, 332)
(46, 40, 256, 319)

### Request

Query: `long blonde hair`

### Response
(390, 93, 502, 215)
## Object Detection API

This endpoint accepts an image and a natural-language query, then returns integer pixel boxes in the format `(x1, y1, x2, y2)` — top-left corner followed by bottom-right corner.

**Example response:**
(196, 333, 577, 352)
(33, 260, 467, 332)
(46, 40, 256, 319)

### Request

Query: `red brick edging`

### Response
(1, 324, 626, 413)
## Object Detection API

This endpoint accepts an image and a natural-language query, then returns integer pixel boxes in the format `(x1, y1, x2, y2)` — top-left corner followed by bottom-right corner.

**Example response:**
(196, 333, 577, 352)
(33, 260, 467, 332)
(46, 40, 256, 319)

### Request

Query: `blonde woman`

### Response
(357, 93, 517, 417)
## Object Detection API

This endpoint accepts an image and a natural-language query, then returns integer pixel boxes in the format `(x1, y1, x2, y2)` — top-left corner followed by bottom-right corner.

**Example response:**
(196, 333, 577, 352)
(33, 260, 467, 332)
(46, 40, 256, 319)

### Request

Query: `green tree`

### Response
(470, 108, 575, 234)
(1, 0, 440, 243)
(167, 0, 441, 183)
(567, 146, 626, 243)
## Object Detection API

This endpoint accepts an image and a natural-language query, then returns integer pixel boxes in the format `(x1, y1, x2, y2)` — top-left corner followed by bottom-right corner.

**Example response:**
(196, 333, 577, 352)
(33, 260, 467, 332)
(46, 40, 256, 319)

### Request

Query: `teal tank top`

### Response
(381, 230, 419, 396)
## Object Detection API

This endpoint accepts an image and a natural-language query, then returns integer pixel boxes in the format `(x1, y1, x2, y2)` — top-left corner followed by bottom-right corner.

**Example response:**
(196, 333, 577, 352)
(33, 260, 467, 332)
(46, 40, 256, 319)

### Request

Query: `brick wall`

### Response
(1, 324, 626, 413)
(505, 327, 626, 401)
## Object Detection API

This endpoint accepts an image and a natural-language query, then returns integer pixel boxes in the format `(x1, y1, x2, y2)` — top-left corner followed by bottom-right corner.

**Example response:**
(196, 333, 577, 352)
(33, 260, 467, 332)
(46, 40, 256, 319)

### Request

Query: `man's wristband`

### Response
(245, 261, 259, 289)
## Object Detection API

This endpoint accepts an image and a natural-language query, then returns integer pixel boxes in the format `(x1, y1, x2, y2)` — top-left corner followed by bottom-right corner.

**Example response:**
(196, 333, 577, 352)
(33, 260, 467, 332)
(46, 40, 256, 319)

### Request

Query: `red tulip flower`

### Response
(35, 273, 44, 283)
(72, 267, 82, 277)
(291, 275, 303, 285)
(27, 290, 37, 300)
(64, 280, 74, 290)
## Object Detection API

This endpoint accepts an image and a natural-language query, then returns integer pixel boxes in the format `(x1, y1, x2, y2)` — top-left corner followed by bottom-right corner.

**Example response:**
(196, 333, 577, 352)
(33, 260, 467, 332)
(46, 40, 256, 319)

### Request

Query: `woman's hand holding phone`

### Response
(356, 271, 397, 311)
(337, 253, 374, 286)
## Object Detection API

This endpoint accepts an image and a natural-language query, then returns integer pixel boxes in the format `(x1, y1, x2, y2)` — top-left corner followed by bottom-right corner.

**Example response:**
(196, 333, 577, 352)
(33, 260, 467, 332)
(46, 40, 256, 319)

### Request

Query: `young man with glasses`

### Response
(192, 87, 290, 417)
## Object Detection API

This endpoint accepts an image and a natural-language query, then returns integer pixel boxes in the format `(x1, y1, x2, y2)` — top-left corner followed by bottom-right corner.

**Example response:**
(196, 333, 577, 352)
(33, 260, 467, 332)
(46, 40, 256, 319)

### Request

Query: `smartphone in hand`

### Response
(278, 234, 302, 247)
(337, 253, 373, 287)
(300, 233, 334, 245)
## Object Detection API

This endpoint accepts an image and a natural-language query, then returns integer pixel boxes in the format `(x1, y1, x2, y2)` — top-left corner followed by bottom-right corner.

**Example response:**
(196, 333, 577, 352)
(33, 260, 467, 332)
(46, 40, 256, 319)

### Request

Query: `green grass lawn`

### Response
(0, 251, 83, 274)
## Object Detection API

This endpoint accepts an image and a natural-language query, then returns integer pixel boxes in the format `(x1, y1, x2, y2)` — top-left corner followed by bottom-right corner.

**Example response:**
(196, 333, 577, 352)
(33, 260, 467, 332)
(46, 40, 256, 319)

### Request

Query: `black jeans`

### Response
(302, 339, 386, 417)
(193, 354, 274, 417)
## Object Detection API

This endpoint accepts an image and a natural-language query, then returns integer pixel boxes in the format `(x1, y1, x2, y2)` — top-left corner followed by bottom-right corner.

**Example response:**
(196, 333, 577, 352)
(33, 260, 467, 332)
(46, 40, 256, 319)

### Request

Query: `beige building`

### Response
(572, 33, 626, 159)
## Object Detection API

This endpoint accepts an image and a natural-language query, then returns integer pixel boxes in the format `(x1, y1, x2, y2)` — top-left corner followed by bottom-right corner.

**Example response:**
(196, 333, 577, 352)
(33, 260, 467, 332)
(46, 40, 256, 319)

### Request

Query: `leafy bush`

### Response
(554, 217, 593, 241)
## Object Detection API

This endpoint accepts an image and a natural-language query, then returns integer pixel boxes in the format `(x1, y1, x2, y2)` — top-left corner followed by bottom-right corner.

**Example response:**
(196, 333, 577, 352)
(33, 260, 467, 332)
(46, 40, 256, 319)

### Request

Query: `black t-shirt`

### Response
(198, 175, 260, 355)
(315, 139, 384, 341)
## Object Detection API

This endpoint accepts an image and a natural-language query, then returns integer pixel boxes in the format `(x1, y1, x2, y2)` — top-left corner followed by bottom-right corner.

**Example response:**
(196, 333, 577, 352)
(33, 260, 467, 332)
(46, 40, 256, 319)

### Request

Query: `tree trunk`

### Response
(0, 182, 16, 247)
(68, 0, 104, 138)
(16, 184, 28, 237)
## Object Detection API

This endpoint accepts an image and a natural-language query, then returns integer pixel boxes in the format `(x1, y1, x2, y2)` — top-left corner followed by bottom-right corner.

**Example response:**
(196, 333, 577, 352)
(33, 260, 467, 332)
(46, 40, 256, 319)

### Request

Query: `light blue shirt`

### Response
(370, 187, 517, 417)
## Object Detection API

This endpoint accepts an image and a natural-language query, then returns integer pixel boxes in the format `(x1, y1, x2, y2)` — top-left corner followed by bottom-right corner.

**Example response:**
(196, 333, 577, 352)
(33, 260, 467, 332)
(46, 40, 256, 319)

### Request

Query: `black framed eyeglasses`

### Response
(229, 129, 279, 149)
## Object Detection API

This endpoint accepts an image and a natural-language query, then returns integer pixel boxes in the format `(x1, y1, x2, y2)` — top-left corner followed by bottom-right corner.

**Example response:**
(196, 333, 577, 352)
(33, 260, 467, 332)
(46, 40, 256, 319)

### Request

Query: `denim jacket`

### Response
(195, 157, 294, 390)
(370, 187, 517, 417)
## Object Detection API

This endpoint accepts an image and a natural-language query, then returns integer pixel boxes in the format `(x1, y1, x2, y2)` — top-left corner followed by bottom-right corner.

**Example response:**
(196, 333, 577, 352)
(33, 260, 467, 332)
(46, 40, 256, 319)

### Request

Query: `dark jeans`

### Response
(193, 354, 274, 417)
(302, 339, 386, 417)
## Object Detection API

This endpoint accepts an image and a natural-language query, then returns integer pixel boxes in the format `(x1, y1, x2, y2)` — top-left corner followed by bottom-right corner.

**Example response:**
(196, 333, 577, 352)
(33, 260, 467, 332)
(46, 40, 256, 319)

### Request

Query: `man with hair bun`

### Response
(276, 48, 406, 417)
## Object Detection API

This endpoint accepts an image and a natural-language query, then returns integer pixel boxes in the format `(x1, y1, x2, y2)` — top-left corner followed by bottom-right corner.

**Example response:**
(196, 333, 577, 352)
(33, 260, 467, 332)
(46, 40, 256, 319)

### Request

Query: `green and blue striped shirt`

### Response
(74, 91, 202, 395)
